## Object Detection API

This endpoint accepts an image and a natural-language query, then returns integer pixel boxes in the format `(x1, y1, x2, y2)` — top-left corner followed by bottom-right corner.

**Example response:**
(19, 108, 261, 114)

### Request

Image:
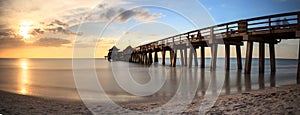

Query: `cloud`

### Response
(45, 27, 79, 35)
(0, 37, 25, 48)
(84, 7, 163, 23)
(48, 20, 69, 27)
(34, 38, 71, 47)
(0, 35, 72, 48)
(0, 31, 11, 36)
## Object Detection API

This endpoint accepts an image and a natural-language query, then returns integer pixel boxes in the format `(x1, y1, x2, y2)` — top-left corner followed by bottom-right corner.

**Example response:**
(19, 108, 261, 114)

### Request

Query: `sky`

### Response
(0, 0, 300, 58)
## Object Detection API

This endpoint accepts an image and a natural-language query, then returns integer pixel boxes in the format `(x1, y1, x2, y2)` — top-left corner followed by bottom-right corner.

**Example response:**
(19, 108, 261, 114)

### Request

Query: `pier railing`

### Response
(127, 11, 300, 77)
(133, 11, 299, 52)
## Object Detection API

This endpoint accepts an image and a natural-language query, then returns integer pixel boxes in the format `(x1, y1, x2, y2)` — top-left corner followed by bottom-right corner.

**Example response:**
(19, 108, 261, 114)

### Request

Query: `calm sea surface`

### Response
(0, 58, 298, 102)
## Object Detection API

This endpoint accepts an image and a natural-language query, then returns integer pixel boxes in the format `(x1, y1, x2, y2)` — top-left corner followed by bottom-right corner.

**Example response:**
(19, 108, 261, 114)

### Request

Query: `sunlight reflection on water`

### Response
(18, 59, 30, 95)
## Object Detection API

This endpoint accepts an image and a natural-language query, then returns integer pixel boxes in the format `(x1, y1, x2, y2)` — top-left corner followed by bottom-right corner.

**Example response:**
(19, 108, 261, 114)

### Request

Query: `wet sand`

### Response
(1, 84, 300, 114)
(0, 91, 92, 115)
(120, 85, 300, 114)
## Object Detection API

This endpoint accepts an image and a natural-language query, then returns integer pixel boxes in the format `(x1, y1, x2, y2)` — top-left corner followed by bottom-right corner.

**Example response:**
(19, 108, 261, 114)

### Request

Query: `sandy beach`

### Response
(0, 91, 92, 115)
(1, 84, 299, 114)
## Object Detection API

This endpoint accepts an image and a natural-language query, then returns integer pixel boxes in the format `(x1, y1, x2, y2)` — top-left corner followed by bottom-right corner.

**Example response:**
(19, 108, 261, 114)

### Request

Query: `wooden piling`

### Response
(211, 44, 218, 71)
(154, 51, 158, 62)
(245, 41, 253, 74)
(245, 74, 252, 91)
(269, 43, 276, 73)
(180, 49, 184, 66)
(225, 71, 230, 94)
(149, 52, 153, 64)
(139, 54, 143, 64)
(200, 46, 205, 68)
(170, 50, 173, 66)
(162, 50, 166, 65)
(236, 70, 242, 92)
(236, 45, 242, 69)
(225, 44, 230, 70)
(189, 47, 193, 67)
(193, 48, 198, 66)
(270, 72, 276, 87)
(184, 47, 188, 66)
(259, 73, 265, 89)
(172, 49, 177, 67)
(146, 53, 149, 64)
(259, 42, 265, 73)
(298, 40, 300, 84)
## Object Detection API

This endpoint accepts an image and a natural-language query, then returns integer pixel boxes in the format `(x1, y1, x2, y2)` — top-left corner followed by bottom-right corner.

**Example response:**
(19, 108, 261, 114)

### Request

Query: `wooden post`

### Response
(137, 54, 139, 63)
(180, 49, 184, 66)
(170, 50, 173, 66)
(189, 47, 193, 67)
(245, 41, 253, 74)
(211, 44, 218, 71)
(225, 44, 230, 70)
(298, 40, 300, 84)
(194, 48, 198, 66)
(269, 43, 276, 73)
(259, 42, 265, 73)
(149, 52, 153, 64)
(154, 51, 158, 62)
(200, 46, 205, 68)
(162, 50, 166, 65)
(139, 53, 142, 63)
(172, 49, 177, 67)
(245, 74, 251, 91)
(184, 47, 188, 66)
(270, 72, 276, 87)
(145, 53, 149, 64)
(200, 69, 205, 95)
(259, 73, 265, 89)
(236, 70, 242, 92)
(142, 53, 146, 64)
(236, 45, 242, 69)
(225, 71, 230, 95)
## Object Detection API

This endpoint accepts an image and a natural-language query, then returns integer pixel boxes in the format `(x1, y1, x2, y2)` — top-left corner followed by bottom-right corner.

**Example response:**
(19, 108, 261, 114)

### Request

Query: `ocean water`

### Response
(0, 58, 298, 102)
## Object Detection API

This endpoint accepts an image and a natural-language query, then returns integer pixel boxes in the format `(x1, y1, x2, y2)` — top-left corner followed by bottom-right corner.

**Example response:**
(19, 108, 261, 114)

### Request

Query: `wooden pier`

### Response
(128, 12, 300, 76)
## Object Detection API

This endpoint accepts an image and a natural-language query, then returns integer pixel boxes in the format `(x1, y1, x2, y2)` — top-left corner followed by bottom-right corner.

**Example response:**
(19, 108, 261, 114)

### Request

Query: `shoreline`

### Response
(1, 84, 300, 114)
(0, 91, 92, 115)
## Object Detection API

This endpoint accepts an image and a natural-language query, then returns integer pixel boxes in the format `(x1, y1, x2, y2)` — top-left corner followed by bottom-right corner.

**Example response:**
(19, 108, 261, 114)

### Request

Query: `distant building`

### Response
(106, 45, 134, 62)
(122, 46, 133, 62)
(107, 46, 120, 61)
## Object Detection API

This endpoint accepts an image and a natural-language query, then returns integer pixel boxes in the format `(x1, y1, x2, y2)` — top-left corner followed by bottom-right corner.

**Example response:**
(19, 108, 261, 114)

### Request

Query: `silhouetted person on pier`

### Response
(282, 18, 289, 28)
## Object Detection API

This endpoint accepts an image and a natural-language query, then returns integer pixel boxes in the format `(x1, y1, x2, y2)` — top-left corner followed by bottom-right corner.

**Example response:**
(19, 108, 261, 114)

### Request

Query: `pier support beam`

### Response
(225, 44, 230, 70)
(194, 48, 198, 66)
(162, 50, 166, 65)
(149, 52, 153, 64)
(269, 43, 276, 73)
(154, 51, 158, 62)
(259, 42, 265, 73)
(139, 54, 143, 64)
(245, 41, 253, 74)
(180, 49, 184, 66)
(298, 40, 300, 84)
(170, 50, 173, 66)
(189, 47, 193, 67)
(236, 45, 242, 69)
(200, 46, 205, 68)
(171, 49, 177, 67)
(211, 44, 218, 71)
(145, 53, 148, 64)
(184, 47, 188, 66)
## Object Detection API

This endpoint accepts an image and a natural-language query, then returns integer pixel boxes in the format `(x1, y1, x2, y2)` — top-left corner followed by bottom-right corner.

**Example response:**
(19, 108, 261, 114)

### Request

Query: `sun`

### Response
(19, 20, 33, 39)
